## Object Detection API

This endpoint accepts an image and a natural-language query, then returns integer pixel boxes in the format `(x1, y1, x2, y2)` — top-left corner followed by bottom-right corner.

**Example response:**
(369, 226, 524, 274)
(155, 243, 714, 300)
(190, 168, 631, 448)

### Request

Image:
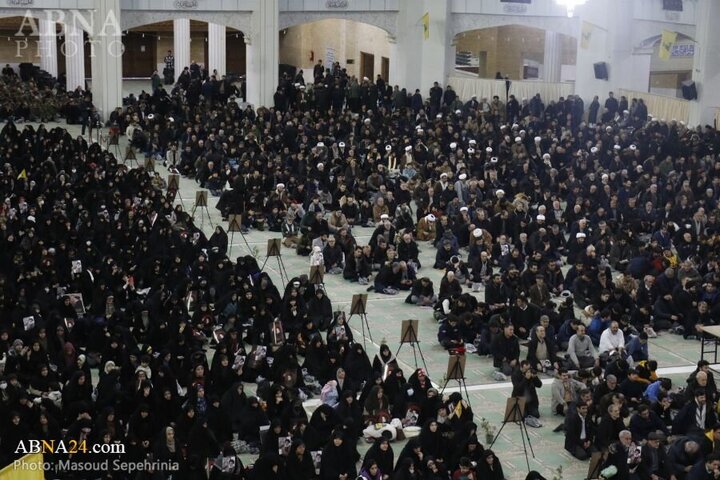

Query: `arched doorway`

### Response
(0, 15, 92, 83)
(453, 25, 577, 82)
(279, 18, 392, 83)
(637, 33, 695, 98)
(123, 20, 245, 79)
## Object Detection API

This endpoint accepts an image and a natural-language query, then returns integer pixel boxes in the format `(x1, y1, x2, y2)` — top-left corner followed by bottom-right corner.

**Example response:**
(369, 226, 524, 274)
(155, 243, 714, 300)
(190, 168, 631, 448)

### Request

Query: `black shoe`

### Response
(552, 423, 565, 432)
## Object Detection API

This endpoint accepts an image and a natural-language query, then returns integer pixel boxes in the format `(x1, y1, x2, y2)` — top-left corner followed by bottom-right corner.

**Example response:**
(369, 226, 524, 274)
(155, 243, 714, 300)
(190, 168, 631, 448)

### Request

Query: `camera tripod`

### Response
(191, 191, 213, 228)
(348, 294, 372, 348)
(260, 239, 290, 285)
(394, 320, 428, 373)
(123, 145, 139, 168)
(227, 214, 251, 258)
(440, 354, 472, 409)
(106, 131, 121, 158)
(489, 397, 535, 472)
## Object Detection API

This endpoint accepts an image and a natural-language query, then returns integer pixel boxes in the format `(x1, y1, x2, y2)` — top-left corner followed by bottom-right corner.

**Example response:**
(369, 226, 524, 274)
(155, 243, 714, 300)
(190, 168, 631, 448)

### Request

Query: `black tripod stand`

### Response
(489, 397, 535, 471)
(309, 265, 325, 289)
(123, 145, 139, 168)
(440, 354, 472, 409)
(106, 129, 121, 158)
(394, 319, 428, 372)
(227, 214, 251, 257)
(167, 173, 186, 210)
(191, 191, 213, 228)
(348, 294, 372, 348)
(260, 239, 290, 285)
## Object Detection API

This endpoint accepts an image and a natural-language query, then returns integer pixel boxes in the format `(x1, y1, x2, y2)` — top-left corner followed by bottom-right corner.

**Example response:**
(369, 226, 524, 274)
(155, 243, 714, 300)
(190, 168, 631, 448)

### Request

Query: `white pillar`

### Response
(244, 36, 253, 103)
(418, 0, 451, 96)
(689, 0, 720, 127)
(573, 0, 614, 103)
(606, 0, 635, 94)
(394, 0, 451, 96)
(387, 35, 401, 87)
(38, 19, 58, 78)
(392, 0, 418, 92)
(543, 30, 561, 83)
(90, 0, 122, 120)
(208, 23, 226, 78)
(246, 0, 278, 107)
(64, 24, 85, 91)
(173, 19, 191, 82)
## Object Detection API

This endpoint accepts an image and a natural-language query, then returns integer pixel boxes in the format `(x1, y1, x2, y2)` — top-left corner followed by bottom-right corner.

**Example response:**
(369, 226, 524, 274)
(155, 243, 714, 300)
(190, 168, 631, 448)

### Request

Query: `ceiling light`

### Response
(556, 0, 587, 17)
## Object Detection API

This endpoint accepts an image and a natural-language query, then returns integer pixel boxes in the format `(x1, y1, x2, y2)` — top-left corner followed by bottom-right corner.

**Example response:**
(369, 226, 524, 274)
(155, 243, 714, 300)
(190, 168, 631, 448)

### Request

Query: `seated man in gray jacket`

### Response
(566, 324, 599, 370)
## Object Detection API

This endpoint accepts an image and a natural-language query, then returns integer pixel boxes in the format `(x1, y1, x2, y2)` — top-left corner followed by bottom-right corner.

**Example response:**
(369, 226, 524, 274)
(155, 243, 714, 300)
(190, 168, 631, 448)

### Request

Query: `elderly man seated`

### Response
(599, 320, 626, 363)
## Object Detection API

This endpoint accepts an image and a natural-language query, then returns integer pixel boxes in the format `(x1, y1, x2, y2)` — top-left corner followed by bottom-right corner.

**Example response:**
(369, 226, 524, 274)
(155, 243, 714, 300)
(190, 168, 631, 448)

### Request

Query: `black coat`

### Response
(673, 400, 718, 436)
(285, 451, 316, 480)
(636, 444, 669, 480)
(564, 411, 595, 453)
(526, 337, 560, 368)
(363, 439, 394, 478)
(596, 414, 625, 450)
(510, 369, 542, 410)
(491, 333, 520, 367)
(319, 441, 357, 480)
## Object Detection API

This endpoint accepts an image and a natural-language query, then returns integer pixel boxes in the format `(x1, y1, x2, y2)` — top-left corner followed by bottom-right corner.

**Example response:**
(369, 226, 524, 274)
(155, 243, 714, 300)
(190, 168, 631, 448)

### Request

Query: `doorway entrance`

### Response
(360, 51, 374, 79)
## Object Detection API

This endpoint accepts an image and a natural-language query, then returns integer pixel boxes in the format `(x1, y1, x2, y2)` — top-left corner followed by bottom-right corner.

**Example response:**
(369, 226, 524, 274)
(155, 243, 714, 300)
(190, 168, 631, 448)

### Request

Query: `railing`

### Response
(619, 89, 690, 124)
(448, 75, 575, 103)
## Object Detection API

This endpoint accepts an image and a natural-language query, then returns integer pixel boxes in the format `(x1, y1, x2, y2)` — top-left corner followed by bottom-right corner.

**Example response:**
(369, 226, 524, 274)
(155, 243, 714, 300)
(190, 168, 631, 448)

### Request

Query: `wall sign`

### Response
(174, 0, 199, 9)
(325, 47, 335, 70)
(6, 0, 34, 6)
(502, 4, 528, 14)
(326, 0, 348, 8)
(671, 44, 694, 57)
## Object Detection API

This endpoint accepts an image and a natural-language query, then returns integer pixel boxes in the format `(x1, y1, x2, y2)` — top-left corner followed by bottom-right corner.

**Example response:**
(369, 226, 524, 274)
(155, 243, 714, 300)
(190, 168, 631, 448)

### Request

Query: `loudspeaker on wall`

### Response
(593, 62, 608, 80)
(681, 80, 697, 100)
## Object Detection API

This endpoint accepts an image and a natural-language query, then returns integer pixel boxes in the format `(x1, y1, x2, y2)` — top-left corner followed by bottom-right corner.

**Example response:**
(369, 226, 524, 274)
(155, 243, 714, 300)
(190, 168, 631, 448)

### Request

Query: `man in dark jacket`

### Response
(511, 360, 542, 424)
(491, 323, 520, 377)
(564, 401, 596, 460)
(667, 437, 703, 480)
(687, 453, 720, 480)
(602, 91, 619, 122)
(322, 236, 344, 274)
(429, 82, 442, 114)
(485, 273, 512, 315)
(637, 431, 670, 480)
(526, 324, 560, 373)
(674, 389, 718, 437)
(406, 277, 435, 306)
(438, 314, 463, 350)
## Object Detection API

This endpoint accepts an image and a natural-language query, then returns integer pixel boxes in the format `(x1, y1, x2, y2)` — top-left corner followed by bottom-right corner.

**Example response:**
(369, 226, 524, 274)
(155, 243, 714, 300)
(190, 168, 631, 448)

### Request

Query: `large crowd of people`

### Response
(1, 56, 720, 480)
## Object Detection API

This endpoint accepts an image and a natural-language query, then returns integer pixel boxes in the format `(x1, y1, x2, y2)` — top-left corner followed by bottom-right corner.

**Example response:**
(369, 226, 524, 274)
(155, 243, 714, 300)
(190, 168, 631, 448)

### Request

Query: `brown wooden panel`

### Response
(360, 51, 374, 80)
(122, 31, 156, 78)
(227, 32, 246, 76)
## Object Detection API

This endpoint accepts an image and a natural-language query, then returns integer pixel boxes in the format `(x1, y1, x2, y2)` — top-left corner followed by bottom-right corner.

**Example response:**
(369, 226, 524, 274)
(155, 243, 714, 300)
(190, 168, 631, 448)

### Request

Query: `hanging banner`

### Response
(659, 30, 678, 61)
(580, 21, 593, 50)
(422, 12, 430, 40)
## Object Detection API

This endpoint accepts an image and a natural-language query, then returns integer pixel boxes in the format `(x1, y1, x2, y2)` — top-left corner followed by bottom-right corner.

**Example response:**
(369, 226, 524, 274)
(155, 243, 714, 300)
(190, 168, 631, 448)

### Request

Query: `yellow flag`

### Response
(580, 21, 593, 50)
(659, 30, 677, 60)
(17, 169, 27, 180)
(422, 12, 430, 40)
(453, 400, 463, 418)
(0, 453, 44, 480)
